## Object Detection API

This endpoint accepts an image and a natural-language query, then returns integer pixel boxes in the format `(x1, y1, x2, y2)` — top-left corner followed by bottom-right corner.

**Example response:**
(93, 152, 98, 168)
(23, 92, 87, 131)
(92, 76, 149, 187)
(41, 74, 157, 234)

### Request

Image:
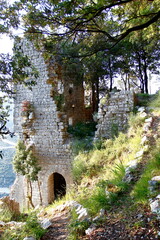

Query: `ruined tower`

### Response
(11, 39, 86, 208)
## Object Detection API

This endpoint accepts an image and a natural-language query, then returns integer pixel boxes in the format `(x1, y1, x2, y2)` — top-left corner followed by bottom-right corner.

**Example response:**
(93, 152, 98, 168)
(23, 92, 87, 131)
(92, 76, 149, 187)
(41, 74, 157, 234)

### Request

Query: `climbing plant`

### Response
(13, 140, 41, 208)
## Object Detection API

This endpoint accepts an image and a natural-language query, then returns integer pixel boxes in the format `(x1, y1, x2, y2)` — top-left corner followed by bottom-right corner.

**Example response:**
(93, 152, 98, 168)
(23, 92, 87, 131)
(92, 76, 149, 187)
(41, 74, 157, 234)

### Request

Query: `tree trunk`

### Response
(38, 180, 43, 206)
(127, 74, 131, 91)
(137, 52, 144, 93)
(28, 179, 35, 208)
(143, 59, 149, 94)
(95, 80, 99, 112)
(108, 57, 113, 92)
(92, 83, 96, 113)
(92, 79, 99, 113)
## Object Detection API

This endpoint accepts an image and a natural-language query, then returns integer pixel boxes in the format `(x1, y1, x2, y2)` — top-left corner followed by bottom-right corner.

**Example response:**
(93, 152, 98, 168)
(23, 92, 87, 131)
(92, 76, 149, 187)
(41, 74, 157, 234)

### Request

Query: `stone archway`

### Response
(48, 172, 66, 204)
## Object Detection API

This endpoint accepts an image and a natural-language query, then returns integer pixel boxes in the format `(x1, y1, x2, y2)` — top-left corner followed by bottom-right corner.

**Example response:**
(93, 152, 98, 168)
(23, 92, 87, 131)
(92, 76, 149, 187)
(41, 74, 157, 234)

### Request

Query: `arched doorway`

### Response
(48, 172, 66, 203)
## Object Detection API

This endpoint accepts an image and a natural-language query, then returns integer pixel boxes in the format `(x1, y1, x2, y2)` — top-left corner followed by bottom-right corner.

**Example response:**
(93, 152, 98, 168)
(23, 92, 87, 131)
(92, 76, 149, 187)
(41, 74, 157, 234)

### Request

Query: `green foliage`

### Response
(68, 122, 96, 155)
(111, 122, 119, 139)
(72, 122, 143, 185)
(93, 138, 105, 150)
(71, 138, 93, 156)
(111, 164, 128, 192)
(84, 186, 109, 215)
(68, 122, 96, 139)
(68, 210, 90, 240)
(13, 140, 41, 181)
(128, 112, 146, 129)
(70, 112, 145, 219)
(132, 141, 160, 202)
(0, 203, 13, 222)
(1, 213, 46, 240)
(53, 94, 64, 111)
(136, 93, 154, 107)
(149, 91, 160, 109)
(13, 140, 41, 208)
(78, 163, 129, 216)
(72, 154, 88, 183)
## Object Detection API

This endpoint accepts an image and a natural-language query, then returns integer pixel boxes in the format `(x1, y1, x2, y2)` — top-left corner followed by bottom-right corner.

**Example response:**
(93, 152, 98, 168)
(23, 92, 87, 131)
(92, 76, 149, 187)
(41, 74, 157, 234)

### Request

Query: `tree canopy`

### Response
(0, 0, 159, 138)
(15, 0, 159, 55)
(13, 0, 159, 95)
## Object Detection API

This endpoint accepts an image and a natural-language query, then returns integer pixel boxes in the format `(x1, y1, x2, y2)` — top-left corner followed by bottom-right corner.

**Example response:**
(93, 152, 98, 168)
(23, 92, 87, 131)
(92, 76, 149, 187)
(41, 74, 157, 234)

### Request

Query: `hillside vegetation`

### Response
(64, 93, 160, 239)
(1, 93, 160, 240)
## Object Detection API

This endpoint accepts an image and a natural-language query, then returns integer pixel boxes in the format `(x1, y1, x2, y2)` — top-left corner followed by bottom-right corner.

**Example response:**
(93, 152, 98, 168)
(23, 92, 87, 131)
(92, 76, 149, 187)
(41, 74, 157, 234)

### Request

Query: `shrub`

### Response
(1, 213, 46, 240)
(68, 122, 96, 139)
(68, 209, 90, 240)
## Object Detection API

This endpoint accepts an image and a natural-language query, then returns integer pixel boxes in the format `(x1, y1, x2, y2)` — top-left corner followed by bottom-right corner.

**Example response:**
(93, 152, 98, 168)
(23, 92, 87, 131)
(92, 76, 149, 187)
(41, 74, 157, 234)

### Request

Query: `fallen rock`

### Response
(123, 160, 138, 183)
(105, 189, 111, 198)
(135, 150, 144, 159)
(143, 122, 152, 132)
(0, 221, 5, 227)
(151, 176, 160, 182)
(137, 107, 145, 113)
(77, 208, 89, 221)
(125, 160, 138, 173)
(148, 176, 160, 193)
(123, 173, 134, 183)
(6, 221, 25, 227)
(99, 209, 105, 217)
(141, 135, 148, 145)
(150, 195, 160, 217)
(145, 117, 153, 124)
(85, 224, 96, 235)
(23, 237, 36, 240)
(139, 112, 147, 118)
(40, 218, 52, 229)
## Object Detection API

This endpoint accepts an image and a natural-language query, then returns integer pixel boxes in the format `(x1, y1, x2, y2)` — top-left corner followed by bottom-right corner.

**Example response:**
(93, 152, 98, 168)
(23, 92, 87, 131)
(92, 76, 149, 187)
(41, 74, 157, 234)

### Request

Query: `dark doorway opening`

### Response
(54, 172, 66, 200)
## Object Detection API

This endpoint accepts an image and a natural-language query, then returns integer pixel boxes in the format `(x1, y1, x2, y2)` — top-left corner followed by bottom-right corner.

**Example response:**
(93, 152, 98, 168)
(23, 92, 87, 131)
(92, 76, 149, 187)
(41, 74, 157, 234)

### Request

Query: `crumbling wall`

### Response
(94, 91, 134, 140)
(11, 39, 135, 209)
(11, 39, 78, 208)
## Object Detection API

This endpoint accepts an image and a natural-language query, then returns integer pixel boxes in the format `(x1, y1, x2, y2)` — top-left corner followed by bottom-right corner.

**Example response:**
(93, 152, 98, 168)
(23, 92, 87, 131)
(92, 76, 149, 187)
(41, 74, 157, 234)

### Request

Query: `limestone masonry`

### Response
(95, 91, 134, 140)
(11, 39, 134, 209)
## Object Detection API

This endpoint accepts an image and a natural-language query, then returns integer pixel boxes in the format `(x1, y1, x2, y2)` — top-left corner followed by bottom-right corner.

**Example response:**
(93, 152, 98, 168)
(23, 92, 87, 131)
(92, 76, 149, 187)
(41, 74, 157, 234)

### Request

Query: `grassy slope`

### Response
(1, 93, 160, 239)
(66, 93, 160, 239)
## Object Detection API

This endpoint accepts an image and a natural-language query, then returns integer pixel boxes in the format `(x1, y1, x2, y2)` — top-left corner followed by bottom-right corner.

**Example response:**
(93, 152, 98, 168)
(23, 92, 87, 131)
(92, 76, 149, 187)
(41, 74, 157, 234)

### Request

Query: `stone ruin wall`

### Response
(11, 39, 86, 209)
(10, 39, 135, 210)
(95, 91, 135, 140)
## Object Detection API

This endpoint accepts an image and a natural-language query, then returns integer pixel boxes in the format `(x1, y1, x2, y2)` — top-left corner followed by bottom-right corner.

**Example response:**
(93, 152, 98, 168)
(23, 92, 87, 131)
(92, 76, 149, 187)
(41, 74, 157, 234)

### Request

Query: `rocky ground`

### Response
(39, 200, 160, 240)
(41, 212, 69, 240)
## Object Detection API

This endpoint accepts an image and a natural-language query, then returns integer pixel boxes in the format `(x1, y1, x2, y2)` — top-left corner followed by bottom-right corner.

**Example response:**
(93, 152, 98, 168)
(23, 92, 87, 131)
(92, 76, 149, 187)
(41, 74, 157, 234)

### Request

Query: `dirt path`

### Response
(41, 212, 69, 240)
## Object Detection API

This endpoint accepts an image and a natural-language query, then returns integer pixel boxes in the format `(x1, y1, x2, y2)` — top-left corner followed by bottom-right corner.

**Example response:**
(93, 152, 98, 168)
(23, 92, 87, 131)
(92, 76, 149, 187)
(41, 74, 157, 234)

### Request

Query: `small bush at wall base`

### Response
(1, 213, 46, 240)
